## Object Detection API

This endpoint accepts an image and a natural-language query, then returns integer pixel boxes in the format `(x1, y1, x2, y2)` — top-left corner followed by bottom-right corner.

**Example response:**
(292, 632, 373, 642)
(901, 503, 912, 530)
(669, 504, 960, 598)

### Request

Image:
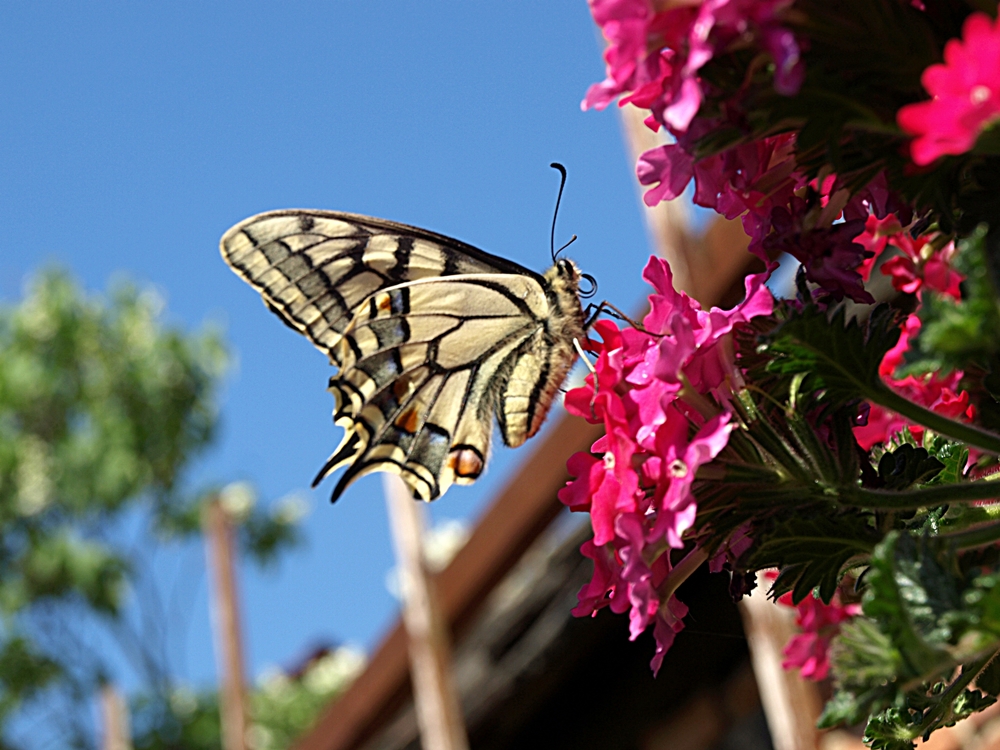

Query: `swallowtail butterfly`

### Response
(221, 209, 589, 501)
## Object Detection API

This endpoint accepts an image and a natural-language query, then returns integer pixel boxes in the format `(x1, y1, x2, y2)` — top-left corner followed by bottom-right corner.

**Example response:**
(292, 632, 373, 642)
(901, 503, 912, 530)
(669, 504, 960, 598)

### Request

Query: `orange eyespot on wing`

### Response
(448, 446, 485, 483)
(394, 406, 422, 435)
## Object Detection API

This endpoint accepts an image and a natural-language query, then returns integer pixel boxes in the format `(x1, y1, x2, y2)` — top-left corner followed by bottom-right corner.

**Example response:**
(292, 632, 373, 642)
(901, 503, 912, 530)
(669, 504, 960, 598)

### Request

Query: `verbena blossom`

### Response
(898, 11, 1000, 165)
(583, 0, 803, 131)
(854, 314, 973, 450)
(560, 256, 773, 671)
(856, 214, 964, 299)
(777, 588, 861, 681)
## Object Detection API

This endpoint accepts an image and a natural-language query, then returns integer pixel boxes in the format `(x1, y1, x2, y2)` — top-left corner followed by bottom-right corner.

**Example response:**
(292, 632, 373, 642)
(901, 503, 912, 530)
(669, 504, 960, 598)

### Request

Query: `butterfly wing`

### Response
(220, 209, 544, 359)
(220, 210, 579, 502)
(317, 274, 557, 500)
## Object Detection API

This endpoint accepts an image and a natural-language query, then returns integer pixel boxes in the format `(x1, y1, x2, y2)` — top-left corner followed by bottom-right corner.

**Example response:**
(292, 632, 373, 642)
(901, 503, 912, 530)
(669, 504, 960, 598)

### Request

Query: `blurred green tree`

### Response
(0, 269, 327, 749)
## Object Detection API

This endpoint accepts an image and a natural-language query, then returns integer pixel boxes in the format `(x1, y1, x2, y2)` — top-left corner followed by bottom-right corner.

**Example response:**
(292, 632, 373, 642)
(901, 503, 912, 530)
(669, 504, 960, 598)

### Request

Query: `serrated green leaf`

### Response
(878, 445, 944, 490)
(759, 302, 902, 411)
(923, 437, 969, 487)
(975, 657, 1000, 697)
(864, 533, 955, 677)
(863, 707, 922, 750)
(749, 513, 877, 603)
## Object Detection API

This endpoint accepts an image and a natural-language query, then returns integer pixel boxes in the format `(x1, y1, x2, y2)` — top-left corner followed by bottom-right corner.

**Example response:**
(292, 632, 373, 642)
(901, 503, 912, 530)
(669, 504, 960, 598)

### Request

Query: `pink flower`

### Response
(778, 590, 861, 681)
(561, 255, 773, 672)
(854, 213, 964, 299)
(879, 235, 963, 300)
(898, 12, 1000, 165)
(651, 596, 690, 674)
(856, 213, 904, 281)
(583, 0, 802, 132)
(762, 197, 874, 304)
(854, 314, 974, 450)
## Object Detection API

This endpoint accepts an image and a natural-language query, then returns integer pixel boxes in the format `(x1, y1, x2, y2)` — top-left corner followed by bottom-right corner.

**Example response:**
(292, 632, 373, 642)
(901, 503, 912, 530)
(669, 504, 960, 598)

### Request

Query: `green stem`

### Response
(943, 520, 1000, 550)
(875, 384, 1000, 455)
(913, 651, 997, 739)
(658, 546, 709, 606)
(842, 481, 1000, 510)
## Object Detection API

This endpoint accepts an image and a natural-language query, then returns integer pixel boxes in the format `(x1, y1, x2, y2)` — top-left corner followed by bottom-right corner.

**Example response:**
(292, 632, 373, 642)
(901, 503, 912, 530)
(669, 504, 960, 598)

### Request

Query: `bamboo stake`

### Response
(203, 496, 249, 750)
(383, 474, 470, 750)
(98, 683, 132, 750)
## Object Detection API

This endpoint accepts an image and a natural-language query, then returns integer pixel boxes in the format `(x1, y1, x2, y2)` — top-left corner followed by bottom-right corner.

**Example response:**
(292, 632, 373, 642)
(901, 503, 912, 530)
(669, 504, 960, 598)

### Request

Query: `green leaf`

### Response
(863, 707, 923, 750)
(822, 617, 902, 727)
(759, 302, 902, 411)
(877, 445, 944, 490)
(865, 533, 959, 671)
(976, 657, 1000, 697)
(923, 436, 969, 487)
(748, 513, 877, 603)
(0, 636, 61, 723)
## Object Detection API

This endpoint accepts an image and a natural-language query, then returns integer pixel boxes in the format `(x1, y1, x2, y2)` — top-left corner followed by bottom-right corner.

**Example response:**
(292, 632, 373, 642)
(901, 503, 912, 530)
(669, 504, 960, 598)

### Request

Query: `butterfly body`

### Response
(221, 210, 585, 501)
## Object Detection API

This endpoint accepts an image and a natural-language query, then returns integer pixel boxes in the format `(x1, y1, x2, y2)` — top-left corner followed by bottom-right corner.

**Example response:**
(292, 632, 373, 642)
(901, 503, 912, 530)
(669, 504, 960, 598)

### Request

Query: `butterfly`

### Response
(220, 206, 596, 502)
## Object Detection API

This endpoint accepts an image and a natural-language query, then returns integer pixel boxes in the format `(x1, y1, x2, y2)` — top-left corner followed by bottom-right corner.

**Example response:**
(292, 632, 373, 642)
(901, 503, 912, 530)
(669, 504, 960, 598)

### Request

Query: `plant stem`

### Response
(842, 480, 1000, 510)
(659, 546, 709, 605)
(943, 520, 1000, 550)
(875, 384, 1000, 455)
(913, 650, 997, 740)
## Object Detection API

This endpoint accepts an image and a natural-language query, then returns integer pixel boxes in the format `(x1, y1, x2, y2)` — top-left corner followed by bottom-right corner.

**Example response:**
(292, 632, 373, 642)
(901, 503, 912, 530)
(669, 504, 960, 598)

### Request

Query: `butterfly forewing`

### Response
(220, 209, 585, 501)
(220, 210, 543, 360)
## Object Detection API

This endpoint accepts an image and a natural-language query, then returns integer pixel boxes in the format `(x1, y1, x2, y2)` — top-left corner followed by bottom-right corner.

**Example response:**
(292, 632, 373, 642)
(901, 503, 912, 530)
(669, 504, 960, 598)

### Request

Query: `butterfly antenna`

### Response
(550, 162, 568, 263)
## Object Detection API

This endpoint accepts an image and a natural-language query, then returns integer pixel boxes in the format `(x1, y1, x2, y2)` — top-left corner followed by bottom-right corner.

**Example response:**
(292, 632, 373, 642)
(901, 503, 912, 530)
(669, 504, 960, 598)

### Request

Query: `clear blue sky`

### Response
(0, 1, 655, 697)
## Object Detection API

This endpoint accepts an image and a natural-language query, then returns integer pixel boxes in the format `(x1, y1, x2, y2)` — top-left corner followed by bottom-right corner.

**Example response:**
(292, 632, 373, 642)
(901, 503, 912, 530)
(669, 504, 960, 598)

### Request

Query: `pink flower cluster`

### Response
(583, 0, 803, 130)
(898, 12, 1000, 166)
(854, 313, 974, 451)
(857, 213, 963, 300)
(559, 256, 772, 672)
(584, 0, 906, 305)
(777, 587, 861, 681)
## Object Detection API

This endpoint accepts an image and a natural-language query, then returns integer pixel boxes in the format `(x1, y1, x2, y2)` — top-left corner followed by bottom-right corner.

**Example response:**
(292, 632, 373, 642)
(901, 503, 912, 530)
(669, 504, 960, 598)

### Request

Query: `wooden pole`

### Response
(739, 573, 824, 750)
(203, 497, 249, 750)
(383, 474, 470, 750)
(98, 683, 132, 750)
(617, 102, 754, 307)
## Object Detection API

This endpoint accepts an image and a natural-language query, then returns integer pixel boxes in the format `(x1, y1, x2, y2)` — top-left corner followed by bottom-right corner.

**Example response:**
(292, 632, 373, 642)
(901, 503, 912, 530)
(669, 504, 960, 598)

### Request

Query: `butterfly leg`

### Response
(583, 300, 660, 335)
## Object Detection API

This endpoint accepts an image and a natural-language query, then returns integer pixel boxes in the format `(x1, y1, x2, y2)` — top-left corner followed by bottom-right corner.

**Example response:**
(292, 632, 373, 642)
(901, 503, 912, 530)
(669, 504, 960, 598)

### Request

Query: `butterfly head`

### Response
(547, 257, 597, 301)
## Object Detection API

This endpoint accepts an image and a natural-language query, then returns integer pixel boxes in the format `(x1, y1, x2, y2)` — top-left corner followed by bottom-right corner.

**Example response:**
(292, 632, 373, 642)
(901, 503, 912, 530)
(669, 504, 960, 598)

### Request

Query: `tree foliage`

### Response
(0, 269, 310, 748)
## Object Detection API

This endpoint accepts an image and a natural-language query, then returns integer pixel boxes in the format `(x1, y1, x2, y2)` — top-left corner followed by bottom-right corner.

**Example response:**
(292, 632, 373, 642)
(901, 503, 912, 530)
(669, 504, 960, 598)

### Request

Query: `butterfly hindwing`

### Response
(321, 274, 553, 500)
(220, 209, 586, 502)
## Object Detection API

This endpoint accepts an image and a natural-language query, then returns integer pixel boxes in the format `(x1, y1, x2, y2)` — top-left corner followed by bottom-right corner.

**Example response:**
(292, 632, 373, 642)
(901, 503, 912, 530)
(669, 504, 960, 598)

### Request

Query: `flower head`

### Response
(560, 256, 772, 670)
(778, 589, 861, 681)
(898, 12, 1000, 165)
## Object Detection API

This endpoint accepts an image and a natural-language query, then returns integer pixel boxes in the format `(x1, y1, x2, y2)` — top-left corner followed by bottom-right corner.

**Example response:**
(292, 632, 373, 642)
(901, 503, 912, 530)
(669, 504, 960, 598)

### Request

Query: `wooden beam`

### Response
(739, 573, 823, 750)
(384, 475, 469, 750)
(98, 683, 132, 750)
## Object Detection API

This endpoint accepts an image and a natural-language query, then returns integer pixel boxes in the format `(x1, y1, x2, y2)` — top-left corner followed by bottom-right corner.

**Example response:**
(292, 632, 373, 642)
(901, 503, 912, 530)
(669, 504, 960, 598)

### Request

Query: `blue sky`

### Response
(0, 1, 657, 699)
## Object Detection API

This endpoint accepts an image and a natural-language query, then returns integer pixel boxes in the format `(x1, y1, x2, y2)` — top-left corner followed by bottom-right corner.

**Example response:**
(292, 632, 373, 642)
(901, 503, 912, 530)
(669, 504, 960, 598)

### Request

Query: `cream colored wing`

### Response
(315, 274, 561, 501)
(220, 209, 545, 360)
(220, 210, 584, 502)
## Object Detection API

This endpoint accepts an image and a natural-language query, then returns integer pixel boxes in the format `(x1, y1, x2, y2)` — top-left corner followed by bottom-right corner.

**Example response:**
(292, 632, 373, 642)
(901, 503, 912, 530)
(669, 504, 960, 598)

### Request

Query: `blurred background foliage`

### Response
(0, 269, 348, 749)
